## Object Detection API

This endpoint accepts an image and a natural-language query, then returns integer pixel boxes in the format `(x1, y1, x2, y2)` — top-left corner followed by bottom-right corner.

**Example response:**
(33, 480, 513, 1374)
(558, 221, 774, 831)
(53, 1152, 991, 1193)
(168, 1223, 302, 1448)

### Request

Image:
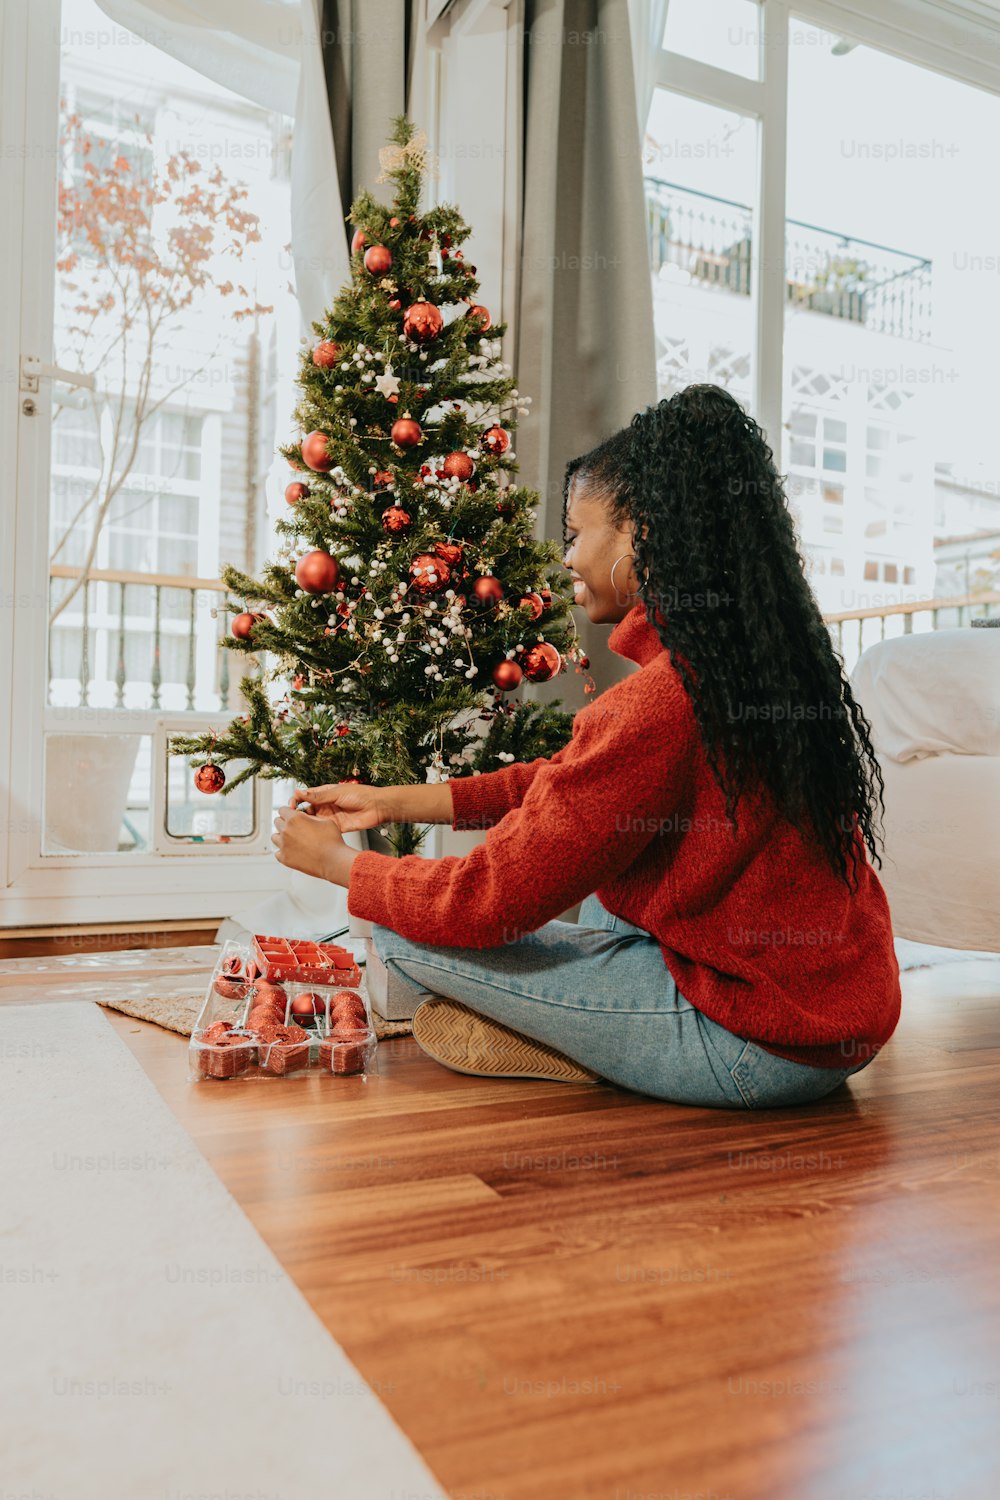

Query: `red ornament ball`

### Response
(290, 992, 326, 1019)
(522, 642, 563, 682)
(481, 425, 511, 456)
(391, 417, 422, 449)
(312, 340, 340, 368)
(363, 244, 393, 274)
(434, 541, 463, 569)
(284, 480, 310, 505)
(295, 550, 339, 594)
(472, 575, 503, 608)
(194, 763, 225, 794)
(301, 430, 334, 472)
(249, 980, 287, 1008)
(410, 553, 451, 592)
(442, 451, 474, 481)
(539, 586, 552, 611)
(230, 611, 264, 640)
(381, 506, 412, 534)
(350, 228, 367, 255)
(466, 303, 492, 331)
(403, 301, 443, 342)
(492, 660, 523, 692)
(388, 298, 401, 311)
(518, 592, 544, 621)
(212, 977, 244, 1001)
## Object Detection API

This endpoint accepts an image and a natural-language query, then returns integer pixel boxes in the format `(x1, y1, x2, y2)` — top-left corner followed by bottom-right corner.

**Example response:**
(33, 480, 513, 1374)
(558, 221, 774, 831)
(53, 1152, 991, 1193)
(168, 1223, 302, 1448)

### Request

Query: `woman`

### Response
(272, 384, 901, 1109)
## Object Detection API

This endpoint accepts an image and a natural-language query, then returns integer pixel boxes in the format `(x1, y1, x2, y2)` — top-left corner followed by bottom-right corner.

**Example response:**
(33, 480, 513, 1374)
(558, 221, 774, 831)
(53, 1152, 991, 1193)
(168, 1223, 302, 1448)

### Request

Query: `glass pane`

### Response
(663, 0, 761, 82)
(783, 14, 1000, 642)
(165, 740, 257, 841)
(47, 0, 298, 716)
(644, 89, 759, 402)
(42, 733, 149, 854)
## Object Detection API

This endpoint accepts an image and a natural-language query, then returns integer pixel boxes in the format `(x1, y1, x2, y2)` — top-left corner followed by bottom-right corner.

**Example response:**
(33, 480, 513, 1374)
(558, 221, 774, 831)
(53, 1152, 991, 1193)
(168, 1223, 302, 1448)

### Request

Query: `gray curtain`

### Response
(516, 0, 658, 707)
(320, 0, 422, 226)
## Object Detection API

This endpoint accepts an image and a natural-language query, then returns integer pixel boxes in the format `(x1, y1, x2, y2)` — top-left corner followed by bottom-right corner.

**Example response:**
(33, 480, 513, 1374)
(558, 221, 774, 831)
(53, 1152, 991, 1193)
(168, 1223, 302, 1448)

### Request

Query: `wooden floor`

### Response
(95, 955, 1000, 1500)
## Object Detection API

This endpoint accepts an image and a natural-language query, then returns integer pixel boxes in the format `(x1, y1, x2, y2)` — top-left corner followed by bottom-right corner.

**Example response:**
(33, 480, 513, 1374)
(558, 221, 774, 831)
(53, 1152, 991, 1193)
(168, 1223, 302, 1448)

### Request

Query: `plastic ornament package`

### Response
(188, 939, 377, 1082)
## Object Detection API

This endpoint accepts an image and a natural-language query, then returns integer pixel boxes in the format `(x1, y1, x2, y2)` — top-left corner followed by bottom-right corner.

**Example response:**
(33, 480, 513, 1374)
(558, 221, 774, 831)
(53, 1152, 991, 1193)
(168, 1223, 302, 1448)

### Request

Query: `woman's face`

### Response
(562, 473, 644, 625)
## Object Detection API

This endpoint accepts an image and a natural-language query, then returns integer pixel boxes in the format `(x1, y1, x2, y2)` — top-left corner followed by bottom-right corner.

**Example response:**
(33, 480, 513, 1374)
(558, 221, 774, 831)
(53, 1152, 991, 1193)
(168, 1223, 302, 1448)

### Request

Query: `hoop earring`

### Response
(610, 552, 646, 599)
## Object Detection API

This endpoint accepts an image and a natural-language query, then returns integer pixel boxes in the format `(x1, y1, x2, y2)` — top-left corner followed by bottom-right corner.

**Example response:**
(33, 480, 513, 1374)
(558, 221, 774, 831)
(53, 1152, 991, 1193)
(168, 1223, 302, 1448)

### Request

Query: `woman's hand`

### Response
(271, 803, 357, 887)
(291, 782, 395, 833)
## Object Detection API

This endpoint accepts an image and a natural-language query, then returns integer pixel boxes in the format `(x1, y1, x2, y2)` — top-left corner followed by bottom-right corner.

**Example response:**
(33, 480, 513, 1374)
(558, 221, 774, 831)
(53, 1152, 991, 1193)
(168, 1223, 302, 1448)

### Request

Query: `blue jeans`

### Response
(372, 892, 875, 1109)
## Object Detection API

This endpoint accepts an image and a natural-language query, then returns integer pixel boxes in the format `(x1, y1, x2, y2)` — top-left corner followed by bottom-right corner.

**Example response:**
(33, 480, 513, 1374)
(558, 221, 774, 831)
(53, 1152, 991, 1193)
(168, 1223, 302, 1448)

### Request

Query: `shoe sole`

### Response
(411, 997, 601, 1084)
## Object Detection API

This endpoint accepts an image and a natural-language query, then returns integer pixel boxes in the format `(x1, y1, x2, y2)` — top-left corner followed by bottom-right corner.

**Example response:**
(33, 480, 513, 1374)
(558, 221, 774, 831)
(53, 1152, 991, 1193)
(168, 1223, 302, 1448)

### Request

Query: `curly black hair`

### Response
(563, 383, 886, 891)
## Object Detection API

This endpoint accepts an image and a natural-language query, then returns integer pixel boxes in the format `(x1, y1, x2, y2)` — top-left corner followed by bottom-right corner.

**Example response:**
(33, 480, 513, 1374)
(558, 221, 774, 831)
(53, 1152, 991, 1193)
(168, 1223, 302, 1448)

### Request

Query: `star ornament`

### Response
(374, 366, 401, 399)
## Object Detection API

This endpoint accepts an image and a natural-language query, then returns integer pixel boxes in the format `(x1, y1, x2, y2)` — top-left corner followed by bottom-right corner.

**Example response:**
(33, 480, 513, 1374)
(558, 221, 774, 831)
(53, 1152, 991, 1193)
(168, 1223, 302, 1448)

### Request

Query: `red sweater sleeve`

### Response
(448, 743, 576, 831)
(347, 677, 694, 948)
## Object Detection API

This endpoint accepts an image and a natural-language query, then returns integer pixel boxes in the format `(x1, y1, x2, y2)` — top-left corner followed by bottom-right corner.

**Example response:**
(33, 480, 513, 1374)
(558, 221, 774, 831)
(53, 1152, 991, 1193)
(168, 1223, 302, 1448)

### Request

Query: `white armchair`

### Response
(850, 627, 1000, 951)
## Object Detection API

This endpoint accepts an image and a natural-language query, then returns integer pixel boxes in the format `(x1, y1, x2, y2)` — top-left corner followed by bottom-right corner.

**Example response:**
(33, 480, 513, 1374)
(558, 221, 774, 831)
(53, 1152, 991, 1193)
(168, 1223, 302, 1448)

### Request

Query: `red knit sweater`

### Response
(348, 603, 902, 1069)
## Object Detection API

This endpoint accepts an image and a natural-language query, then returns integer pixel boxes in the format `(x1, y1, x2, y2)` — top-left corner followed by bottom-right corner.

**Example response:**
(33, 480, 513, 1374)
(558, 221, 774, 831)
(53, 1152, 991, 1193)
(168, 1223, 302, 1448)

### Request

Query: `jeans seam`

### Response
(383, 953, 686, 1016)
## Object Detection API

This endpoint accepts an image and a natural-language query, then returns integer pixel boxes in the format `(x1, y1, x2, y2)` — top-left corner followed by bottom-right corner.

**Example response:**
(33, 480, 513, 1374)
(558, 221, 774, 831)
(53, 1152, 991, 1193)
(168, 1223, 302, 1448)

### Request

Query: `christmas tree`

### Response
(172, 117, 591, 857)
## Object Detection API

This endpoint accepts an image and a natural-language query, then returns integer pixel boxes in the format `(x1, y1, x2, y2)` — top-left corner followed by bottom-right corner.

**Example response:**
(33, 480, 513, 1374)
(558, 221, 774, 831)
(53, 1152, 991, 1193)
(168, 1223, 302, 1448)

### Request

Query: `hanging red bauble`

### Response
(284, 481, 310, 505)
(391, 417, 422, 449)
(492, 660, 523, 692)
(312, 340, 340, 368)
(403, 301, 443, 342)
(522, 642, 562, 682)
(231, 611, 265, 640)
(363, 244, 393, 274)
(388, 298, 401, 310)
(194, 763, 225, 794)
(442, 452, 474, 481)
(295, 550, 339, 594)
(466, 304, 492, 332)
(389, 216, 400, 228)
(434, 541, 463, 568)
(350, 228, 367, 255)
(301, 430, 334, 472)
(518, 592, 544, 621)
(472, 575, 503, 607)
(373, 470, 395, 489)
(579, 655, 590, 669)
(381, 506, 412, 534)
(410, 553, 451, 592)
(481, 425, 510, 456)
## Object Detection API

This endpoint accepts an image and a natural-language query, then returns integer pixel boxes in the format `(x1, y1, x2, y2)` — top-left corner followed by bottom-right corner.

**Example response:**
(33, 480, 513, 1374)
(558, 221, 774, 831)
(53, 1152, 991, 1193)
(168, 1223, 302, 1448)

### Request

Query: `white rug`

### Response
(0, 1001, 445, 1500)
(894, 937, 999, 972)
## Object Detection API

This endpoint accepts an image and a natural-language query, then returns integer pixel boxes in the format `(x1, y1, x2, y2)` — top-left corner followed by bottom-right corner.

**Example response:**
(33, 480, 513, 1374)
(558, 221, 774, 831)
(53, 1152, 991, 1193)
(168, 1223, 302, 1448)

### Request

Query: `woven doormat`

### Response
(99, 975, 412, 1041)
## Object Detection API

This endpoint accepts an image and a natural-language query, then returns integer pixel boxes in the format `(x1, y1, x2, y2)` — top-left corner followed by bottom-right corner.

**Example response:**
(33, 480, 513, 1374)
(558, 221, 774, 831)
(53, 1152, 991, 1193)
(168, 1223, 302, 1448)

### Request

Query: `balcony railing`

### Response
(645, 177, 932, 344)
(823, 589, 1000, 672)
(47, 565, 250, 712)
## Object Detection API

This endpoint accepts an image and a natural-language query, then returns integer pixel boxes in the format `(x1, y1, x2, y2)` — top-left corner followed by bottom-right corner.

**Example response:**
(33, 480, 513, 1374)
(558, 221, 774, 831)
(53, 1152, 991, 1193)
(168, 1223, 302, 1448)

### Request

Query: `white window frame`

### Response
(0, 0, 278, 926)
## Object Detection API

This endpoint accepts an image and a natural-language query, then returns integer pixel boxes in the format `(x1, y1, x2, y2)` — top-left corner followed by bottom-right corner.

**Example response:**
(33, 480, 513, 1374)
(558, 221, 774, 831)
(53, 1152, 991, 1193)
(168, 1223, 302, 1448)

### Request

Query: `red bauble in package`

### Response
(329, 989, 367, 1022)
(434, 541, 463, 569)
(481, 425, 510, 456)
(492, 660, 523, 692)
(194, 764, 225, 794)
(248, 980, 287, 1014)
(285, 481, 310, 505)
(231, 611, 265, 640)
(290, 992, 326, 1020)
(441, 451, 474, 481)
(295, 550, 339, 594)
(248, 1003, 284, 1032)
(350, 228, 367, 255)
(472, 575, 503, 608)
(312, 340, 340, 368)
(381, 506, 412, 535)
(409, 553, 450, 592)
(521, 642, 563, 683)
(402, 301, 443, 342)
(466, 303, 492, 331)
(212, 976, 246, 1001)
(203, 1020, 234, 1043)
(301, 430, 334, 472)
(518, 593, 544, 622)
(391, 417, 422, 449)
